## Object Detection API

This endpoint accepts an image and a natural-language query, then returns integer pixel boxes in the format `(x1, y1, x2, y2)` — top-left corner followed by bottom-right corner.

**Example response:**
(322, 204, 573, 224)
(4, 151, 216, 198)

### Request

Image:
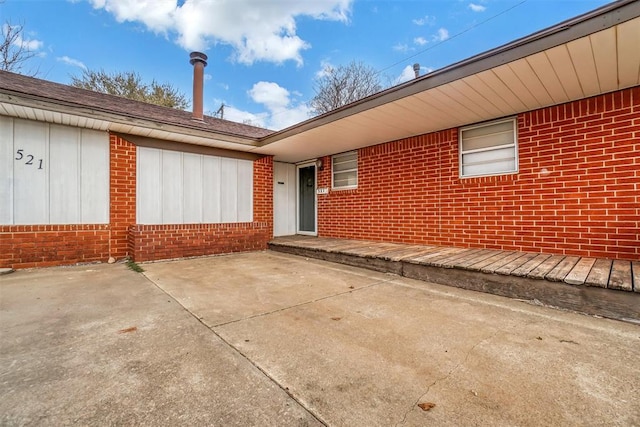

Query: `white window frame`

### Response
(459, 117, 518, 178)
(332, 150, 358, 190)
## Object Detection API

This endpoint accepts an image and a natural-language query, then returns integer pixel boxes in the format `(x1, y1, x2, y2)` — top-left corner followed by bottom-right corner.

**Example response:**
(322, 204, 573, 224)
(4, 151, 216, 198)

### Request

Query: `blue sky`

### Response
(2, 0, 611, 130)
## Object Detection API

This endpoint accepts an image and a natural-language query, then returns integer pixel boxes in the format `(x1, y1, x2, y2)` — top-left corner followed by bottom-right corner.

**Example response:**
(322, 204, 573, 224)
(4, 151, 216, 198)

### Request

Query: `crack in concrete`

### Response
(211, 276, 396, 328)
(395, 328, 503, 426)
(142, 272, 340, 426)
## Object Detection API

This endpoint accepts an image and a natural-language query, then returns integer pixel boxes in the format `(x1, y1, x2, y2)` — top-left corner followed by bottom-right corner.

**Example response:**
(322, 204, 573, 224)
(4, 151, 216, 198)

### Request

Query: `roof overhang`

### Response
(255, 0, 640, 163)
(0, 91, 260, 152)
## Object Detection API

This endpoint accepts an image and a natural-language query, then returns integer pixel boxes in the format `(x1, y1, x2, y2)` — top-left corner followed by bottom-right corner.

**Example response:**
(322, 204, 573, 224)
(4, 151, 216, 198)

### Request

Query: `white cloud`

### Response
(248, 81, 291, 110)
(56, 56, 87, 70)
(395, 65, 417, 85)
(247, 81, 310, 130)
(412, 15, 435, 26)
(433, 28, 449, 42)
(413, 36, 427, 46)
(87, 0, 352, 65)
(469, 3, 486, 12)
(3, 24, 44, 51)
(394, 64, 435, 85)
(315, 60, 335, 78)
(392, 43, 410, 53)
(221, 104, 269, 129)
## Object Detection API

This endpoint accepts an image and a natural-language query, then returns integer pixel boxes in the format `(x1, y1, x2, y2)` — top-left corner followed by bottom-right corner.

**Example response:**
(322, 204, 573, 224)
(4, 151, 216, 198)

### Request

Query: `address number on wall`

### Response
(15, 149, 44, 170)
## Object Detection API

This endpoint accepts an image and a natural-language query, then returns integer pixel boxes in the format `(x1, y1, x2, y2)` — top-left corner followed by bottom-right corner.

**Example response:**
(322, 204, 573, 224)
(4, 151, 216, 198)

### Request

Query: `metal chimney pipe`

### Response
(189, 51, 208, 121)
(413, 63, 420, 78)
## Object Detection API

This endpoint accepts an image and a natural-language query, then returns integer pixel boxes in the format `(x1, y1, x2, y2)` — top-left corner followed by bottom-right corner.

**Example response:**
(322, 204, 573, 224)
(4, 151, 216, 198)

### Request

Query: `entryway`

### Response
(297, 163, 316, 235)
(273, 161, 316, 237)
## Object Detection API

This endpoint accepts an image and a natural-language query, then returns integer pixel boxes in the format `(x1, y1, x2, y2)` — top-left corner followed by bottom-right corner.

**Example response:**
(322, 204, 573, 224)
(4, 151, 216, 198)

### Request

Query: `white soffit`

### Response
(258, 15, 640, 163)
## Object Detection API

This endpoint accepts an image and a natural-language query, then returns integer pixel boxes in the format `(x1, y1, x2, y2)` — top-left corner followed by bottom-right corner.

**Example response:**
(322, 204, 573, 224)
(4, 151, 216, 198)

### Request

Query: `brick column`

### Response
(109, 134, 136, 259)
(253, 155, 273, 227)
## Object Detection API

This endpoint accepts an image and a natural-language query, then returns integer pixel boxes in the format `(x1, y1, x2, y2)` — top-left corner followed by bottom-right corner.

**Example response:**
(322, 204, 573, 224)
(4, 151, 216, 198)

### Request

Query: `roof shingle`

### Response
(0, 70, 274, 139)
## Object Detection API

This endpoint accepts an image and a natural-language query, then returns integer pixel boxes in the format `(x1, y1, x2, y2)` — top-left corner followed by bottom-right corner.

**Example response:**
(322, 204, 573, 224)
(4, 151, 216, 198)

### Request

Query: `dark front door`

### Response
(298, 165, 316, 233)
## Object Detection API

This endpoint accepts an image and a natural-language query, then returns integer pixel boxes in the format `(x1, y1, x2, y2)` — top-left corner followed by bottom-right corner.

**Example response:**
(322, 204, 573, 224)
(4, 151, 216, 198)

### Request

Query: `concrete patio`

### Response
(1, 251, 639, 426)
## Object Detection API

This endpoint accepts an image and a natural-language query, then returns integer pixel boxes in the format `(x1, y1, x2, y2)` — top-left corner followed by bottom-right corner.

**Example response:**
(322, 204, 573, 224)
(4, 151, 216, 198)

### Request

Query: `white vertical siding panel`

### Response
(0, 116, 14, 224)
(161, 150, 183, 224)
(49, 125, 80, 224)
(137, 147, 162, 224)
(13, 119, 48, 224)
(183, 153, 203, 223)
(80, 129, 109, 223)
(237, 159, 253, 222)
(203, 156, 221, 223)
(220, 158, 238, 222)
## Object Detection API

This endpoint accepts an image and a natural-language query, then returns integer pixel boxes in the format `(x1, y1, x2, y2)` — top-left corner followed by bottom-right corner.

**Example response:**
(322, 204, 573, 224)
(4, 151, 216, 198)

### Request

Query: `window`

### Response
(332, 151, 358, 189)
(459, 118, 517, 178)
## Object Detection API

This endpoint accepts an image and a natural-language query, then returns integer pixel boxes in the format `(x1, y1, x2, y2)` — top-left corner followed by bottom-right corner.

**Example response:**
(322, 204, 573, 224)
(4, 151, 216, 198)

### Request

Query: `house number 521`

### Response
(15, 149, 44, 170)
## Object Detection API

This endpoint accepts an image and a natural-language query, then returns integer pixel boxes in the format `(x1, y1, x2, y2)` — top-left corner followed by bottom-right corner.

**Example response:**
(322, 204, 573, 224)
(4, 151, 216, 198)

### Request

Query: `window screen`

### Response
(459, 118, 517, 177)
(332, 151, 358, 189)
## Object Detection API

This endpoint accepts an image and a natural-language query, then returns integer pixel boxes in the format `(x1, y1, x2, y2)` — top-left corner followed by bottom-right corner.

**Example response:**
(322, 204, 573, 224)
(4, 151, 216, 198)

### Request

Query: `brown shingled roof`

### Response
(0, 70, 274, 139)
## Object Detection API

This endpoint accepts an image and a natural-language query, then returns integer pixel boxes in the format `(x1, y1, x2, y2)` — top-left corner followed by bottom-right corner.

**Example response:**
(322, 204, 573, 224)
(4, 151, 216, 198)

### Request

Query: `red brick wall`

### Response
(0, 225, 110, 269)
(130, 223, 271, 262)
(0, 134, 134, 269)
(128, 155, 273, 262)
(317, 87, 640, 260)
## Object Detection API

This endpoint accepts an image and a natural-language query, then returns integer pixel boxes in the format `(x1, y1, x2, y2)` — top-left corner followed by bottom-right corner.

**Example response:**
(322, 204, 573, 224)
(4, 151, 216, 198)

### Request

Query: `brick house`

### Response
(1, 0, 639, 268)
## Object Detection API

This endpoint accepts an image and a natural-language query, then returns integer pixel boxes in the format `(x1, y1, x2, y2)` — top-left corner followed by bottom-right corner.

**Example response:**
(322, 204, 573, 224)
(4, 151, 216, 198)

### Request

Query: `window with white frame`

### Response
(459, 118, 517, 178)
(332, 151, 358, 189)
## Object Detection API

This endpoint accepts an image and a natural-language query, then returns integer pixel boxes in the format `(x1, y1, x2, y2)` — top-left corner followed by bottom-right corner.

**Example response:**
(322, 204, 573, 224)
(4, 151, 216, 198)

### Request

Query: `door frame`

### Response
(296, 161, 317, 236)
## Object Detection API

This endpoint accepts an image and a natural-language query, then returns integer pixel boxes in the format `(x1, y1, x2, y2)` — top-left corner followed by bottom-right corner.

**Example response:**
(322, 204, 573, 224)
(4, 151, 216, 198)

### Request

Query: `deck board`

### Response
(377, 246, 440, 261)
(564, 258, 597, 285)
(408, 247, 462, 263)
(481, 252, 527, 274)
(511, 254, 551, 277)
(495, 252, 539, 275)
(527, 255, 565, 279)
(416, 248, 470, 266)
(433, 249, 485, 268)
(465, 251, 510, 271)
(546, 256, 580, 282)
(584, 259, 612, 288)
(455, 250, 502, 269)
(342, 243, 405, 257)
(609, 260, 633, 291)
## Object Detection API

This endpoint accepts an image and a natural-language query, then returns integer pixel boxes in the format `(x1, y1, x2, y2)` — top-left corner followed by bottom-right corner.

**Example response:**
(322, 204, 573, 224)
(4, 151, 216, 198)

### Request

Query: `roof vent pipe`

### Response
(189, 51, 208, 121)
(413, 63, 420, 78)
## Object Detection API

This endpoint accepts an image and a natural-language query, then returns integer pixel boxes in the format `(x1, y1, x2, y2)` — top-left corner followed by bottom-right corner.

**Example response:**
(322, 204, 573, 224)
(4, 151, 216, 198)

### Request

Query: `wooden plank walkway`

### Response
(269, 236, 640, 322)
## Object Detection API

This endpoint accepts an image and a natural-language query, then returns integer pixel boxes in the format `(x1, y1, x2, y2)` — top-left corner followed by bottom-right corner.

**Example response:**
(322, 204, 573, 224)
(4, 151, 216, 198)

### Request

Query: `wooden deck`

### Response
(269, 236, 640, 323)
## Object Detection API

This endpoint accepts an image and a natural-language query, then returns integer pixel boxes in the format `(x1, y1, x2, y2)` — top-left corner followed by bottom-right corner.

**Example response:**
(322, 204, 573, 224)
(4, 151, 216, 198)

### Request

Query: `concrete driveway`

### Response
(1, 251, 639, 426)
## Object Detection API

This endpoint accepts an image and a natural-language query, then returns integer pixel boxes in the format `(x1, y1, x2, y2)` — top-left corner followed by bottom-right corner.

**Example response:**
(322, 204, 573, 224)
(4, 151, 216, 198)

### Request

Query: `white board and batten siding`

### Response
(0, 116, 109, 225)
(136, 146, 253, 225)
(273, 161, 296, 236)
